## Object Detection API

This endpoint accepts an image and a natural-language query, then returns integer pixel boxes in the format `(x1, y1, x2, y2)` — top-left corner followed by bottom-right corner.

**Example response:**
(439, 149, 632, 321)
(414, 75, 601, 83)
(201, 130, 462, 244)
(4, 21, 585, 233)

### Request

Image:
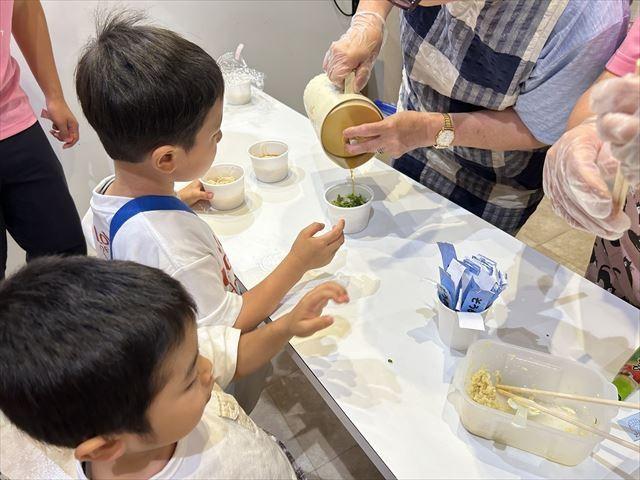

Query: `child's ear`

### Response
(151, 145, 180, 175)
(75, 436, 126, 462)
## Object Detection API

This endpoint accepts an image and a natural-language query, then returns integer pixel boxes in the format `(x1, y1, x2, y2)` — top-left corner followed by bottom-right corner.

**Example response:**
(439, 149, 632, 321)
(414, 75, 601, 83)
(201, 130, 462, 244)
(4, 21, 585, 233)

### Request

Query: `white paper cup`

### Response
(248, 141, 289, 183)
(324, 183, 374, 234)
(436, 299, 487, 352)
(201, 164, 245, 211)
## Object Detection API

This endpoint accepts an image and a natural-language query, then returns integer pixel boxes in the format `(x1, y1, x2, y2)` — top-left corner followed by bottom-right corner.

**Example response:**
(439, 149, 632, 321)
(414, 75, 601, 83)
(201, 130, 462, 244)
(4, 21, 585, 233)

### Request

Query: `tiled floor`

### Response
(516, 197, 596, 275)
(250, 196, 597, 480)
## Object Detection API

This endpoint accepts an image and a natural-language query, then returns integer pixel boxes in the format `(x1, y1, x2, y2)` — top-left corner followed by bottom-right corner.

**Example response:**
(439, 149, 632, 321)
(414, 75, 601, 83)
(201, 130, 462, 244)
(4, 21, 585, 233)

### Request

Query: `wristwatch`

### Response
(433, 113, 455, 149)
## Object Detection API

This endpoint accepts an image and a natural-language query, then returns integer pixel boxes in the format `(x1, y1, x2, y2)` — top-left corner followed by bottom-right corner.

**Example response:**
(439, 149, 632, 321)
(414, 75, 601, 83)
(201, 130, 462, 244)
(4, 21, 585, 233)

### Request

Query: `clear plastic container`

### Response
(217, 44, 264, 106)
(449, 340, 619, 466)
(225, 76, 252, 105)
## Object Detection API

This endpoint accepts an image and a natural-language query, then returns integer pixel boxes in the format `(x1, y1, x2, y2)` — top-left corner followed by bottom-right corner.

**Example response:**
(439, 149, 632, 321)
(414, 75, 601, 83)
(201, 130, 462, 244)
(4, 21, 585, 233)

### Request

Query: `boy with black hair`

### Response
(0, 256, 347, 479)
(76, 12, 346, 406)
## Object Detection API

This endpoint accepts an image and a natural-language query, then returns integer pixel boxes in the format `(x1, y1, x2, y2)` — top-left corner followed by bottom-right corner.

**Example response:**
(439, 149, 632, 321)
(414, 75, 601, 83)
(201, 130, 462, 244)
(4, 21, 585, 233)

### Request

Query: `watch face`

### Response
(437, 130, 455, 147)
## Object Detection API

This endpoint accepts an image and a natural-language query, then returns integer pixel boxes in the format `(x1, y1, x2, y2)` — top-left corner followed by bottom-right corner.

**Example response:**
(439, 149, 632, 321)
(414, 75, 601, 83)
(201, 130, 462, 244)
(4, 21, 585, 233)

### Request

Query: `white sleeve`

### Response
(172, 255, 243, 328)
(81, 209, 96, 252)
(198, 325, 241, 389)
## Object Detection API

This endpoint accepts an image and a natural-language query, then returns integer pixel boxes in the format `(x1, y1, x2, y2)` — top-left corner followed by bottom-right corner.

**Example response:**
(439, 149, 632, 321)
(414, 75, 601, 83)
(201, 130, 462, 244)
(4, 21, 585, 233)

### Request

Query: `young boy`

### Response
(0, 256, 348, 479)
(76, 13, 345, 400)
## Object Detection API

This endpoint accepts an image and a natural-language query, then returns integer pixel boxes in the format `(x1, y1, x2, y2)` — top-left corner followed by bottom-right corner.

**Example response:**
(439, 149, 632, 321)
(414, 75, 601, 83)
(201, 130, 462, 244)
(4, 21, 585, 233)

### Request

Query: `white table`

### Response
(200, 90, 640, 480)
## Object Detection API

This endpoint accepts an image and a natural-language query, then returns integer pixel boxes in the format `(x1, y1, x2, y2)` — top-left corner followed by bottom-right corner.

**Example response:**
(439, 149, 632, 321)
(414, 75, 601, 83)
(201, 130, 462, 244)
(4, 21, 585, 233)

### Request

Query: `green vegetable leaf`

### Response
(331, 193, 367, 208)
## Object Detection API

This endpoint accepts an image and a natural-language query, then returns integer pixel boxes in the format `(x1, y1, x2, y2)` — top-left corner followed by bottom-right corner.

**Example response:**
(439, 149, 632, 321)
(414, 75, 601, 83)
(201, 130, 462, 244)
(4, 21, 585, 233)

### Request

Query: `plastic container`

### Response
(304, 73, 382, 170)
(324, 183, 373, 234)
(248, 141, 289, 183)
(225, 78, 252, 105)
(201, 164, 245, 211)
(436, 299, 486, 351)
(449, 340, 619, 466)
(218, 44, 263, 106)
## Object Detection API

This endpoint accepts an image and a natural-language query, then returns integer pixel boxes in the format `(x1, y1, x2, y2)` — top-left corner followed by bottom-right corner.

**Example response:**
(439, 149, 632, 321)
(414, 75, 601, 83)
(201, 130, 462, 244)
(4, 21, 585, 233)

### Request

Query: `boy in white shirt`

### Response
(76, 12, 345, 401)
(0, 256, 348, 479)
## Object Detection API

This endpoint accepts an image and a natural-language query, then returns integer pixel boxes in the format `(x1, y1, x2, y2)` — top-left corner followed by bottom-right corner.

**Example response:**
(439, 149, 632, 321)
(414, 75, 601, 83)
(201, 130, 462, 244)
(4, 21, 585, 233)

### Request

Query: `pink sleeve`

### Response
(606, 21, 640, 76)
(0, 0, 37, 140)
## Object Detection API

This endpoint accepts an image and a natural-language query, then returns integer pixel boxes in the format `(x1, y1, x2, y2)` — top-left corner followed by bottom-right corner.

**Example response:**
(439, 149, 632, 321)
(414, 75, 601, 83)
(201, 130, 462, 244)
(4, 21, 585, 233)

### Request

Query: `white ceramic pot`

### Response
(436, 299, 487, 352)
(324, 183, 374, 234)
(248, 141, 289, 183)
(201, 164, 245, 211)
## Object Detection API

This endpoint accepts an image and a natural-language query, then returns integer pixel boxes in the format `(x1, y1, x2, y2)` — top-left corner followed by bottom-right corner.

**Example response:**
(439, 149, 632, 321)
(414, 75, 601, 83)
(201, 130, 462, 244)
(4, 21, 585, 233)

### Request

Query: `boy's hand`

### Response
(284, 282, 349, 337)
(289, 220, 346, 271)
(178, 180, 213, 207)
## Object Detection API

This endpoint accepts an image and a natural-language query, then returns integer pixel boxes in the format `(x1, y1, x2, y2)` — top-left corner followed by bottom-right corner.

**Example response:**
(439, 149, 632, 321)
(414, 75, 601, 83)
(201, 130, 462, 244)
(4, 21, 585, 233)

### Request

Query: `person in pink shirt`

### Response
(544, 21, 639, 307)
(0, 0, 85, 278)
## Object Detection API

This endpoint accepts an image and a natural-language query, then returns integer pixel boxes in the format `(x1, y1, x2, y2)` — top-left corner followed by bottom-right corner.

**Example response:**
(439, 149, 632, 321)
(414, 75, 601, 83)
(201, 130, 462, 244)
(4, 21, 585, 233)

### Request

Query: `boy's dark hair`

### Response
(0, 256, 197, 448)
(75, 11, 224, 163)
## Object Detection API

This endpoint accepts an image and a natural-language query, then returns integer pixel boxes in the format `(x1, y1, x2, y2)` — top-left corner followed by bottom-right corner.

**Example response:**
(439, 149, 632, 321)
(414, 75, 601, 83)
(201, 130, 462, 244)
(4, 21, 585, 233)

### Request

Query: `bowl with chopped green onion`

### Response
(324, 183, 374, 234)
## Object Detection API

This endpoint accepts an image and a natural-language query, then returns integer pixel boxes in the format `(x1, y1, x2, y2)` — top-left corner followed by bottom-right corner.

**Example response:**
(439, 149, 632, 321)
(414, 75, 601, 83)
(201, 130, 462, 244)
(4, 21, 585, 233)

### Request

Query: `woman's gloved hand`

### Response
(543, 119, 631, 240)
(323, 11, 385, 93)
(591, 74, 640, 186)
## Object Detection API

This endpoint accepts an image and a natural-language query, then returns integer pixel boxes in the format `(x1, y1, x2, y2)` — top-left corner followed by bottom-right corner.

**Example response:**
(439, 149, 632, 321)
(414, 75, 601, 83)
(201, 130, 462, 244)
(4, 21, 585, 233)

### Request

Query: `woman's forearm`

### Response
(566, 71, 615, 129)
(12, 0, 64, 100)
(358, 0, 393, 18)
(449, 108, 547, 151)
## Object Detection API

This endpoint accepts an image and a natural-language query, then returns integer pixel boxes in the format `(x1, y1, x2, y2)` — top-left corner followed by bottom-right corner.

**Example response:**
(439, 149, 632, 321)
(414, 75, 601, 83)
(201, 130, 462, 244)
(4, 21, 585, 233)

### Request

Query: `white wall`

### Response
(7, 0, 364, 274)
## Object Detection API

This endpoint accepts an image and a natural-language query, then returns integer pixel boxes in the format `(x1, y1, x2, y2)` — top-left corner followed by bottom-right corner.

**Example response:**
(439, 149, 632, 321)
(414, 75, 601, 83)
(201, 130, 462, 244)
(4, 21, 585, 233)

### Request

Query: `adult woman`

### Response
(324, 0, 629, 234)
(544, 21, 639, 306)
(0, 0, 85, 278)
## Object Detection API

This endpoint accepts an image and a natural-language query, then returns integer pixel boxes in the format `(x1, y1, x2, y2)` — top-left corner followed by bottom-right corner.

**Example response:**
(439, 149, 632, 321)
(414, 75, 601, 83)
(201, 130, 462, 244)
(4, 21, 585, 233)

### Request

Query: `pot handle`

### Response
(344, 71, 356, 95)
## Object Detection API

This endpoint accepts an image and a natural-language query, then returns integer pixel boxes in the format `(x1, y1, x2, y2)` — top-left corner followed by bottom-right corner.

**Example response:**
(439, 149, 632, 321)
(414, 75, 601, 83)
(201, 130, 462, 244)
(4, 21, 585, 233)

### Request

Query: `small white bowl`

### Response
(201, 164, 245, 211)
(248, 141, 289, 183)
(324, 183, 374, 234)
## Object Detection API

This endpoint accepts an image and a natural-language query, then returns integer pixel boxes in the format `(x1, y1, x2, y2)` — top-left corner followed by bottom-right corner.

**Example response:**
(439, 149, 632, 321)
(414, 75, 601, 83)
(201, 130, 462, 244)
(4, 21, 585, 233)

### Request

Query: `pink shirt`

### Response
(0, 0, 36, 140)
(586, 21, 640, 308)
(606, 21, 640, 76)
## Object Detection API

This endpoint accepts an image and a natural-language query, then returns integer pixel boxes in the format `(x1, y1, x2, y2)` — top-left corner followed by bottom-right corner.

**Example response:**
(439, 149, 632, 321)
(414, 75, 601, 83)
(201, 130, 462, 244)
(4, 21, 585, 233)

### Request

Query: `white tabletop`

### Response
(198, 90, 640, 480)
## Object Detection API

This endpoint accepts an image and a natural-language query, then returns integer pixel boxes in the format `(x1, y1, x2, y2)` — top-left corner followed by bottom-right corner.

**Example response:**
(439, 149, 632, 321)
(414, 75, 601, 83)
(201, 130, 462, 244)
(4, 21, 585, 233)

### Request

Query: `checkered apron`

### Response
(394, 0, 568, 234)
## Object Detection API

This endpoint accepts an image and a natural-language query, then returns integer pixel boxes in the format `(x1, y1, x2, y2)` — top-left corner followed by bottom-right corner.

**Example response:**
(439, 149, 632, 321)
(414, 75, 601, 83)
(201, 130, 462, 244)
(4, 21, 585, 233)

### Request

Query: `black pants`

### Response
(0, 122, 86, 278)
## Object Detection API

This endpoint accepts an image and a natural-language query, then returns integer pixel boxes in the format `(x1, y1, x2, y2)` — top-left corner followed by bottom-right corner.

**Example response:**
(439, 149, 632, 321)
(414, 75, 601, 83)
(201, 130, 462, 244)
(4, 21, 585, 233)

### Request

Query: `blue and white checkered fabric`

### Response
(394, 0, 568, 234)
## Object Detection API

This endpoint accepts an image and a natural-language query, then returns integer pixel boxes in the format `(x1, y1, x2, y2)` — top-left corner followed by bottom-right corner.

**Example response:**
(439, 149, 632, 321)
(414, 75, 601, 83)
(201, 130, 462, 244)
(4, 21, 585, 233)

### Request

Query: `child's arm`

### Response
(233, 220, 345, 332)
(234, 282, 349, 379)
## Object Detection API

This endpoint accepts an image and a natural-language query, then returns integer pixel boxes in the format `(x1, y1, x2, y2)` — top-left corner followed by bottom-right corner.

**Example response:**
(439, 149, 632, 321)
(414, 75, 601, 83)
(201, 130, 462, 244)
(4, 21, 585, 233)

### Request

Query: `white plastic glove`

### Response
(543, 119, 631, 240)
(323, 11, 385, 93)
(591, 74, 640, 186)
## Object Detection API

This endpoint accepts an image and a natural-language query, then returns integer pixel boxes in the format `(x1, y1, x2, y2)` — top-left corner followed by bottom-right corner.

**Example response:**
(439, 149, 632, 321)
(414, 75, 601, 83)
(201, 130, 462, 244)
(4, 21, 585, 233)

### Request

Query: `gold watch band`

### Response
(442, 112, 453, 130)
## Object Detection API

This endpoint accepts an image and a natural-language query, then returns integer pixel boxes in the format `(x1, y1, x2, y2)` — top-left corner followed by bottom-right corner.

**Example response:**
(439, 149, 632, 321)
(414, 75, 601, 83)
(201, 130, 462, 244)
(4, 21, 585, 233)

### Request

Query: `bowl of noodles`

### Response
(201, 164, 245, 210)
